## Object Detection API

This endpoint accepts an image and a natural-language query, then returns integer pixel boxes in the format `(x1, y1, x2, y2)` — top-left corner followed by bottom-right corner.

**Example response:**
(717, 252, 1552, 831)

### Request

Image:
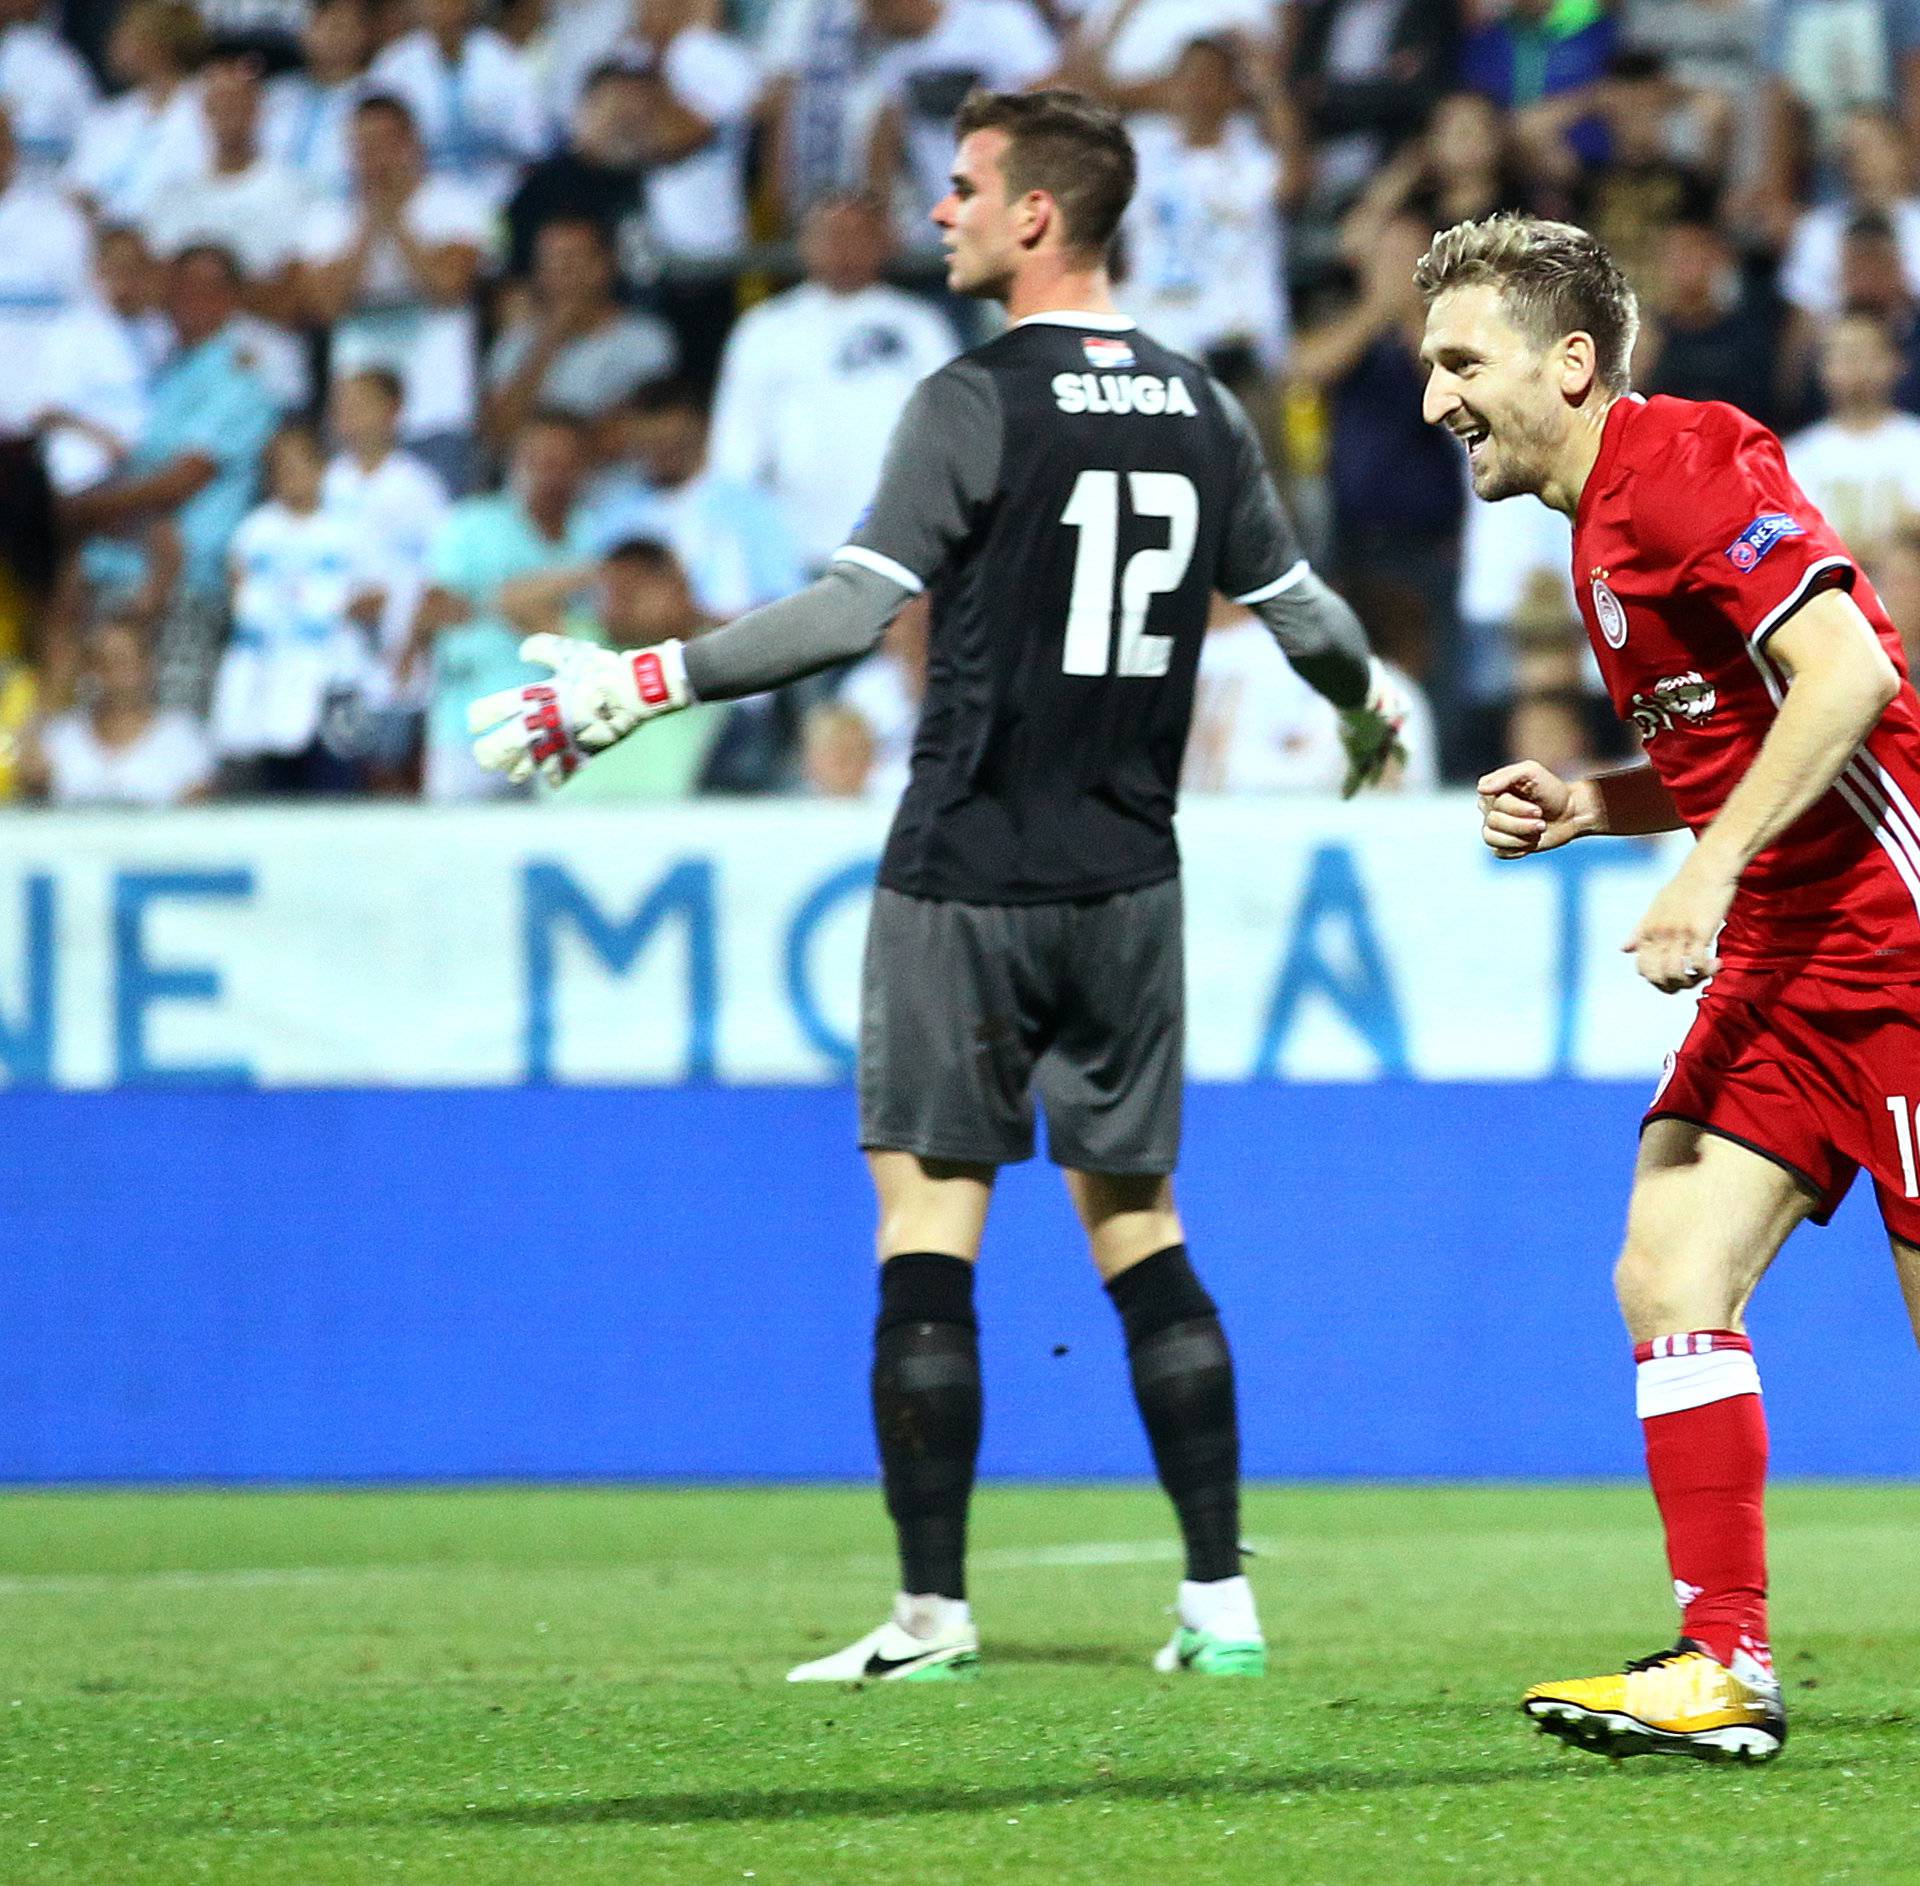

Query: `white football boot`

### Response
(1152, 1574, 1267, 1677)
(786, 1593, 980, 1683)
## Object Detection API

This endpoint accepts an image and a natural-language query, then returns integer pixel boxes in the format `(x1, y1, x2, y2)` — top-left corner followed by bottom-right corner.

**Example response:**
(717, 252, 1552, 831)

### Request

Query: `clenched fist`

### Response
(1477, 760, 1588, 858)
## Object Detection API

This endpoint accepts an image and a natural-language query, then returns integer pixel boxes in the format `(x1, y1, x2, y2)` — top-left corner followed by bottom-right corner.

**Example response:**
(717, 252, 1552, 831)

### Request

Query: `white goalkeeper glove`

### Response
(466, 632, 692, 786)
(1337, 657, 1410, 799)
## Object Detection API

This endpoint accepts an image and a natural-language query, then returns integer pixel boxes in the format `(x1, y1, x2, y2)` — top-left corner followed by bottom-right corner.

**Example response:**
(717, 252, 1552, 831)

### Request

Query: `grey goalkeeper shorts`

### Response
(857, 878, 1184, 1174)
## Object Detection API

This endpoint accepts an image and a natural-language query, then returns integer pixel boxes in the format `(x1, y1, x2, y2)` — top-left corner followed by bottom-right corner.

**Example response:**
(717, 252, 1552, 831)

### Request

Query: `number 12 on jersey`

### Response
(1059, 469, 1198, 678)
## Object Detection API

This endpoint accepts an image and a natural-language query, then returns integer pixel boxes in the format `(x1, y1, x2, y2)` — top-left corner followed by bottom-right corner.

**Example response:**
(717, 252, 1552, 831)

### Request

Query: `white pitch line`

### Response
(0, 1565, 449, 1596)
(971, 1541, 1184, 1569)
(957, 1537, 1281, 1570)
(0, 1538, 1290, 1594)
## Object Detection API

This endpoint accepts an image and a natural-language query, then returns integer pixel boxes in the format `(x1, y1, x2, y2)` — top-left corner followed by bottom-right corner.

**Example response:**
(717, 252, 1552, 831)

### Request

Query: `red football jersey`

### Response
(1572, 392, 1920, 985)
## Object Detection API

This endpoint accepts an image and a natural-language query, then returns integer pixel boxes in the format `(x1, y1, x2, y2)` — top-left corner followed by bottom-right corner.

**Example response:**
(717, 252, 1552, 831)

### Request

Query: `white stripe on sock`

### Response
(1637, 1345, 1762, 1419)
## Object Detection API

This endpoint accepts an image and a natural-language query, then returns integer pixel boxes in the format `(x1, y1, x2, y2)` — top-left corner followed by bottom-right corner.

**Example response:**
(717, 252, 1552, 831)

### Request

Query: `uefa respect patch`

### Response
(1724, 512, 1805, 572)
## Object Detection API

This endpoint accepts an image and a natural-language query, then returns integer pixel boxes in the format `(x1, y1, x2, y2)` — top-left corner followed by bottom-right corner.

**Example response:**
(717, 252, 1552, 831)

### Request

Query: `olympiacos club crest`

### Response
(1591, 574, 1628, 649)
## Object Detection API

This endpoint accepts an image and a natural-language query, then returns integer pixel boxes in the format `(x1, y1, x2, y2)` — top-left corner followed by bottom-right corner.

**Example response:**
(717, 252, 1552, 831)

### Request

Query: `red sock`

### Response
(1636, 1331, 1770, 1676)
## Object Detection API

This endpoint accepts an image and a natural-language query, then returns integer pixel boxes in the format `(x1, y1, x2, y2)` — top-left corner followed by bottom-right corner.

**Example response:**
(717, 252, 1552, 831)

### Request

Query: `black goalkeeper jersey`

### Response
(836, 312, 1307, 905)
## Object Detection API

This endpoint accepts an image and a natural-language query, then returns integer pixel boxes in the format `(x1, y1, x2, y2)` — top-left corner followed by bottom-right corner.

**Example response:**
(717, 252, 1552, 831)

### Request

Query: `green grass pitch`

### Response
(1, 1483, 1917, 1884)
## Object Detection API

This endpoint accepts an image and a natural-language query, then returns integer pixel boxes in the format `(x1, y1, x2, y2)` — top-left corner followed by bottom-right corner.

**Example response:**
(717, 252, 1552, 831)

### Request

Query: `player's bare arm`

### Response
(1627, 588, 1899, 992)
(1477, 759, 1685, 858)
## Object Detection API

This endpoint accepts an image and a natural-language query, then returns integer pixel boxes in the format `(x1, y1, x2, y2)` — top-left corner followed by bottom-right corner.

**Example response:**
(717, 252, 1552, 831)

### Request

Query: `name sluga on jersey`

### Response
(1051, 371, 1199, 417)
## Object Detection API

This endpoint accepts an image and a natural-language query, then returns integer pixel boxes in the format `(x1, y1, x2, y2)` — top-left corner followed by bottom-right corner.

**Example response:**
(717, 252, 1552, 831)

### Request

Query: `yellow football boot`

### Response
(1523, 1640, 1786, 1762)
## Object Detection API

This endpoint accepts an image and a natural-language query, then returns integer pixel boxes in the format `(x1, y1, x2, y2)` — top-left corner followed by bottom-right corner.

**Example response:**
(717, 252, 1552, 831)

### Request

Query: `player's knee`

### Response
(1103, 1242, 1217, 1349)
(1614, 1243, 1668, 1325)
(876, 1251, 978, 1336)
(1612, 1239, 1729, 1337)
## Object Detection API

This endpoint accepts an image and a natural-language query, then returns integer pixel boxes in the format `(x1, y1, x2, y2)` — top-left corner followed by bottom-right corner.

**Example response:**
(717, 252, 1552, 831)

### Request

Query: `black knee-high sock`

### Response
(872, 1253, 982, 1602)
(1106, 1244, 1242, 1584)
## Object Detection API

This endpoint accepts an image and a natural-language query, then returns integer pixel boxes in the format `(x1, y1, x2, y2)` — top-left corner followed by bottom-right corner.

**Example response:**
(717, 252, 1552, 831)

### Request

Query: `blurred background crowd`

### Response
(0, 0, 1915, 808)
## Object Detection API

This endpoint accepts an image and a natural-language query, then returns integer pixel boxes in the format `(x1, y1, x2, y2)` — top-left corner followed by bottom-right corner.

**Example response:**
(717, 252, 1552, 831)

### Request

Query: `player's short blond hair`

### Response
(1415, 213, 1640, 394)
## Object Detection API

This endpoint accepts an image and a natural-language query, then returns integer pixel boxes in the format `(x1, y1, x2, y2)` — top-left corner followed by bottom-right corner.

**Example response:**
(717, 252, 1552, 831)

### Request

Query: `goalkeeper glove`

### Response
(467, 632, 692, 786)
(1338, 657, 1410, 799)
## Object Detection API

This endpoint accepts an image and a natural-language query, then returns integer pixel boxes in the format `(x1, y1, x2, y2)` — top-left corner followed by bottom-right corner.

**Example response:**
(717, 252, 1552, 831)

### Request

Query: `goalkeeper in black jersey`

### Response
(473, 88, 1403, 1682)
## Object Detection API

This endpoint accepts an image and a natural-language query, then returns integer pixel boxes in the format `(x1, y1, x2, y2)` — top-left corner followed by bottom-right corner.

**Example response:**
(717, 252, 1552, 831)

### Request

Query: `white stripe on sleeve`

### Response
(1232, 559, 1311, 607)
(831, 545, 925, 595)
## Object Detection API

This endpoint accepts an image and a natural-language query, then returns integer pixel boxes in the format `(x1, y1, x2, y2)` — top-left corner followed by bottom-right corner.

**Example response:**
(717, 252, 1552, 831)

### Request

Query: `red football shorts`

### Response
(1647, 976, 1920, 1245)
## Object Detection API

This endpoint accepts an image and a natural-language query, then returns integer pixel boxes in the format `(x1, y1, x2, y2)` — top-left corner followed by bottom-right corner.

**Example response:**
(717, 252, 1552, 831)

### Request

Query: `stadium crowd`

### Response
(0, 0, 1916, 805)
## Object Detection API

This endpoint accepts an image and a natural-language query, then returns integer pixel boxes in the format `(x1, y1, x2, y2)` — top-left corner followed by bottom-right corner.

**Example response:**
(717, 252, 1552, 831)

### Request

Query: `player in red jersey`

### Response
(1418, 213, 1920, 1763)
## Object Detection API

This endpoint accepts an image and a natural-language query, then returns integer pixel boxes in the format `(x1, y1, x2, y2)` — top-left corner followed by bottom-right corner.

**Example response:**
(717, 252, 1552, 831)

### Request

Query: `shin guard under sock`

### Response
(873, 1252, 982, 1602)
(1637, 1330, 1770, 1674)
(1106, 1244, 1243, 1585)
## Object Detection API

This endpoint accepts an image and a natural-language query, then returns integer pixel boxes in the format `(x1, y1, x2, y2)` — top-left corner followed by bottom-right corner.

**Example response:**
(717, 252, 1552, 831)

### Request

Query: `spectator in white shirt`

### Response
(1185, 596, 1437, 794)
(0, 105, 94, 442)
(19, 613, 215, 806)
(0, 0, 96, 181)
(1121, 35, 1300, 390)
(195, 0, 312, 61)
(587, 377, 806, 619)
(859, 0, 1057, 250)
(146, 53, 310, 328)
(1779, 108, 1920, 320)
(1786, 310, 1920, 567)
(708, 191, 958, 570)
(91, 224, 174, 385)
(541, 0, 632, 123)
(322, 364, 449, 715)
(298, 91, 493, 493)
(213, 418, 377, 791)
(542, 0, 761, 382)
(31, 230, 158, 497)
(801, 699, 879, 795)
(484, 215, 676, 451)
(503, 58, 648, 285)
(28, 222, 175, 497)
(833, 592, 927, 798)
(369, 0, 549, 208)
(758, 0, 867, 227)
(68, 0, 212, 223)
(263, 0, 375, 203)
(588, 2, 762, 298)
(1061, 0, 1277, 101)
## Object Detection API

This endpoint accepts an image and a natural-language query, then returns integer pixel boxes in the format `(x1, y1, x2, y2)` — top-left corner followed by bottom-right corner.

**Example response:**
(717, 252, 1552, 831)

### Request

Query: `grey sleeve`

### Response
(680, 358, 1001, 701)
(1208, 375, 1373, 711)
(1250, 569, 1373, 711)
(681, 560, 912, 701)
(834, 358, 1002, 591)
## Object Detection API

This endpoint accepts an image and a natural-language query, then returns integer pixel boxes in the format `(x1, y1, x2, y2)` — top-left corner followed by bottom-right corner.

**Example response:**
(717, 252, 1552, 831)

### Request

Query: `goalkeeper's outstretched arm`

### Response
(470, 364, 995, 783)
(464, 559, 918, 786)
(679, 561, 913, 700)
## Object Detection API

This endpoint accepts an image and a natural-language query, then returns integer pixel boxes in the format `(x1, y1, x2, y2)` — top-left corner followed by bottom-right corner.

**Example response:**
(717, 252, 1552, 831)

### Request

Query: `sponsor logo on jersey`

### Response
(1628, 670, 1717, 742)
(1724, 512, 1805, 572)
(1591, 574, 1629, 648)
(1052, 371, 1199, 416)
(1082, 336, 1136, 370)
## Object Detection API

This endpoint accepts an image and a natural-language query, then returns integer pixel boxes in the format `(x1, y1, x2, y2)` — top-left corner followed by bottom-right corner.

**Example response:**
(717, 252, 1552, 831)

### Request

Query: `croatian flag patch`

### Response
(1082, 336, 1135, 370)
(1724, 512, 1804, 572)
